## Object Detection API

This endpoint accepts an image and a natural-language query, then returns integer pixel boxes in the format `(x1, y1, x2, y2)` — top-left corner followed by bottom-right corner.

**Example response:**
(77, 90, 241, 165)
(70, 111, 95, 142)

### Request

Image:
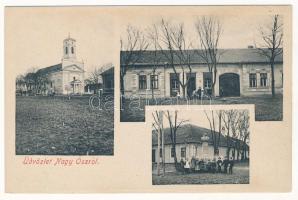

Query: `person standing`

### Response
(184, 159, 190, 174)
(223, 156, 229, 174)
(180, 158, 185, 173)
(197, 87, 202, 100)
(229, 157, 234, 174)
(217, 157, 223, 173)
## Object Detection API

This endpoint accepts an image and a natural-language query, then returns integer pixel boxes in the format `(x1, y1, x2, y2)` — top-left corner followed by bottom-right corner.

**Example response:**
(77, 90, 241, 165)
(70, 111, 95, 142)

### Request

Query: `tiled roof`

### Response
(121, 48, 283, 66)
(152, 124, 248, 148)
(36, 63, 62, 75)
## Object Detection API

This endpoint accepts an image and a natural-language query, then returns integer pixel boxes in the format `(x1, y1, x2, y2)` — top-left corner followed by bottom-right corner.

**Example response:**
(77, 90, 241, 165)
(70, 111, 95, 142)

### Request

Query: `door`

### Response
(187, 73, 196, 98)
(152, 149, 156, 163)
(219, 73, 240, 97)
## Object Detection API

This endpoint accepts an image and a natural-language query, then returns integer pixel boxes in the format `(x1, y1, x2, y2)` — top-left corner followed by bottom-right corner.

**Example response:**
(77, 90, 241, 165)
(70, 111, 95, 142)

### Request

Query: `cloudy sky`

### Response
(5, 6, 282, 76)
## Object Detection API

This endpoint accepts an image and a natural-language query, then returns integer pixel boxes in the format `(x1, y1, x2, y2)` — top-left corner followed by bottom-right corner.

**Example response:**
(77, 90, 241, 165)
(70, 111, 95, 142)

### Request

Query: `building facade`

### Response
(152, 124, 249, 164)
(35, 36, 85, 95)
(122, 48, 283, 98)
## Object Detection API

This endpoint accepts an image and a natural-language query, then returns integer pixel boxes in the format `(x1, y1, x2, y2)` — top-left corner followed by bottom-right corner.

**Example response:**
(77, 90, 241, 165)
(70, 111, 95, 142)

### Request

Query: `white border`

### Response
(0, 0, 297, 200)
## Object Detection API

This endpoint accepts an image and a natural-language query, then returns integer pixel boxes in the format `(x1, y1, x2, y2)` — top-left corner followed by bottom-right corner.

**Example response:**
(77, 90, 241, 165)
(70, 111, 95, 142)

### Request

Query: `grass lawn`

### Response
(16, 95, 114, 155)
(152, 162, 249, 185)
(120, 94, 282, 122)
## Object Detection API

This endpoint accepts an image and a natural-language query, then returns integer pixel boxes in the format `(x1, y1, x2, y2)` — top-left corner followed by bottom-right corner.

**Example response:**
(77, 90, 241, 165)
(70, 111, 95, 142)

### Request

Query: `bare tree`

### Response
(152, 111, 165, 176)
(221, 109, 240, 159)
(237, 110, 250, 160)
(85, 63, 113, 93)
(147, 24, 162, 99)
(195, 16, 223, 97)
(23, 67, 38, 95)
(256, 15, 283, 97)
(120, 25, 149, 96)
(204, 110, 222, 156)
(158, 19, 194, 98)
(165, 110, 188, 170)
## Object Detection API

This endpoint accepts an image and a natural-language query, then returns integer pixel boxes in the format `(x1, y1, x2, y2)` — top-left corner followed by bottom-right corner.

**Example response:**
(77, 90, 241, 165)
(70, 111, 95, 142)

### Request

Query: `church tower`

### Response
(63, 34, 76, 60)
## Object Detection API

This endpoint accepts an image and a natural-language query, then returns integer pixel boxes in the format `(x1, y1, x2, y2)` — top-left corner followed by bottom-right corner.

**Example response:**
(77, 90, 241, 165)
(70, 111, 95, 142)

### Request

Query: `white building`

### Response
(152, 124, 249, 164)
(122, 48, 283, 98)
(35, 35, 85, 95)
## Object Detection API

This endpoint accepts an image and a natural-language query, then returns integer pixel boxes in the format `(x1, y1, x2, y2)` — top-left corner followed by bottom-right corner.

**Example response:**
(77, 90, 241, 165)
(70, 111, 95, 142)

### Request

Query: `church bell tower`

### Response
(63, 33, 76, 60)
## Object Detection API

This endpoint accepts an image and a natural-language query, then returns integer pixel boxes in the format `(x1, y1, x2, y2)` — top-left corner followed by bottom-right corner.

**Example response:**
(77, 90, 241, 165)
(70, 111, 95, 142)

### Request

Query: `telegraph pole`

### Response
(160, 111, 165, 176)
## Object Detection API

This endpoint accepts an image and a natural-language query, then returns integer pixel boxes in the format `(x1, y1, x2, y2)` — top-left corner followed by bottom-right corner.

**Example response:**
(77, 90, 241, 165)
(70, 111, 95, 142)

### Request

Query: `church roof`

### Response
(152, 124, 248, 148)
(121, 48, 283, 66)
(36, 63, 62, 75)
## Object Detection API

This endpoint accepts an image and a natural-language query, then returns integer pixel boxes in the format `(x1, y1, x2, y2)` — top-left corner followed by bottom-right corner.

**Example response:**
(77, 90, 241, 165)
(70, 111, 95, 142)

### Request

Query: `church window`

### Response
(71, 47, 74, 54)
(65, 47, 68, 54)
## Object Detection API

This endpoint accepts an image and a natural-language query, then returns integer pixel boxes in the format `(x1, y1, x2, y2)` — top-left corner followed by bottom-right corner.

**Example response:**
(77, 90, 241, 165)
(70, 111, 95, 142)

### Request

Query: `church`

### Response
(35, 35, 85, 95)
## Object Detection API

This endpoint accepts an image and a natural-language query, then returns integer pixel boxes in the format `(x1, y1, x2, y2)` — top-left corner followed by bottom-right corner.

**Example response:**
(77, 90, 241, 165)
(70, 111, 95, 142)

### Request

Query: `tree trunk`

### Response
(182, 86, 186, 99)
(173, 144, 179, 171)
(271, 61, 275, 97)
(120, 75, 125, 96)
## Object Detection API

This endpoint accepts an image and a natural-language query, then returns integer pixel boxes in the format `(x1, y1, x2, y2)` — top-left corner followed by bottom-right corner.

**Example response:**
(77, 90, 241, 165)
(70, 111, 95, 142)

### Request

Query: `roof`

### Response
(121, 48, 283, 66)
(101, 67, 114, 75)
(63, 37, 76, 42)
(36, 63, 62, 75)
(152, 124, 248, 148)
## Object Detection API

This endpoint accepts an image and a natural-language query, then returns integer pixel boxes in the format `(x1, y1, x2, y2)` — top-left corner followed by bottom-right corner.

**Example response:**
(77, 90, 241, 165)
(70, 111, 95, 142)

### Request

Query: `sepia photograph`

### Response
(151, 108, 250, 185)
(11, 8, 115, 155)
(120, 14, 283, 122)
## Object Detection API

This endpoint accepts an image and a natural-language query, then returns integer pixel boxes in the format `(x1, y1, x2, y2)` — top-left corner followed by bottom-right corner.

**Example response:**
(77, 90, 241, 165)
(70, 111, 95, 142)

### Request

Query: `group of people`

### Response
(174, 87, 212, 100)
(180, 156, 235, 174)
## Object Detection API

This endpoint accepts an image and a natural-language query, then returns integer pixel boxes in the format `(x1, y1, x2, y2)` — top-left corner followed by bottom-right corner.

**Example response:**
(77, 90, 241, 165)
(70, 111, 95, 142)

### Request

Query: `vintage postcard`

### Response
(5, 5, 292, 193)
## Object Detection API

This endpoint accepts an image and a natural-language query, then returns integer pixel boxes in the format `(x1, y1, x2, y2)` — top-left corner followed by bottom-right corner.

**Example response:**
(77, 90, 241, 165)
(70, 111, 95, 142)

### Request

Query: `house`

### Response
(121, 48, 283, 98)
(84, 83, 102, 94)
(152, 124, 249, 164)
(101, 67, 114, 95)
(29, 35, 85, 95)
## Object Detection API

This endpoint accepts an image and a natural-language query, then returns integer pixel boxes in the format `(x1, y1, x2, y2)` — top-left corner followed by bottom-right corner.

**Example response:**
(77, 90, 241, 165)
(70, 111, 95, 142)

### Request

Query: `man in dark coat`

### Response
(223, 156, 229, 174)
(228, 157, 234, 174)
(197, 87, 202, 100)
(217, 157, 223, 173)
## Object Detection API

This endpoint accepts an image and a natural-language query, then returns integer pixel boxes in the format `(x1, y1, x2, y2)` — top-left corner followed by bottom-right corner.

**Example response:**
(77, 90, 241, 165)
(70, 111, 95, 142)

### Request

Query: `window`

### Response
(171, 74, 180, 90)
(203, 72, 212, 89)
(204, 78, 212, 88)
(150, 75, 159, 89)
(260, 73, 267, 87)
(65, 47, 68, 54)
(249, 73, 257, 88)
(139, 75, 147, 89)
(181, 147, 186, 158)
(71, 47, 74, 54)
(171, 147, 175, 158)
(159, 148, 162, 158)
